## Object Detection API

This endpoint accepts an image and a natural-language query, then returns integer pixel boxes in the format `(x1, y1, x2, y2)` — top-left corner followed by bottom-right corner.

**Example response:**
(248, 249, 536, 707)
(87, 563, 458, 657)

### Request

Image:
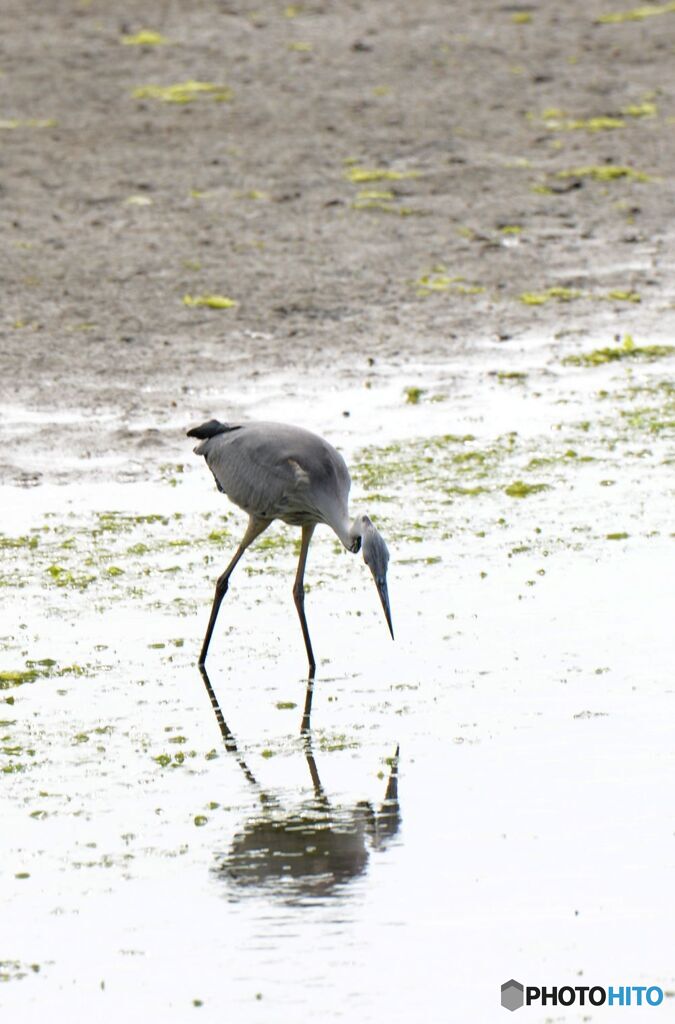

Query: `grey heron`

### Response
(187, 418, 393, 671)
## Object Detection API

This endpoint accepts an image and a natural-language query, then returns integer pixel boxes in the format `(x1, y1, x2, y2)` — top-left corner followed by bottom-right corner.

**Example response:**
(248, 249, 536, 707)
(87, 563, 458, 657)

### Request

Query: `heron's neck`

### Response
(328, 513, 361, 552)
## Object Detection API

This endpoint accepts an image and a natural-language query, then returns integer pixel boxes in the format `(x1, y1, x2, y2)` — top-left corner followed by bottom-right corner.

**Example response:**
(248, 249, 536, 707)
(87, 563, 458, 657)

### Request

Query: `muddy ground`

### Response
(2, 4, 675, 1020)
(1, 0, 674, 483)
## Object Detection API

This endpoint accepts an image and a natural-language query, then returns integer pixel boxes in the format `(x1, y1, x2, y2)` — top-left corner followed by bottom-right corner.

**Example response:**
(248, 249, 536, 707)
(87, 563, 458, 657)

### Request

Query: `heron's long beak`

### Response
(375, 575, 394, 640)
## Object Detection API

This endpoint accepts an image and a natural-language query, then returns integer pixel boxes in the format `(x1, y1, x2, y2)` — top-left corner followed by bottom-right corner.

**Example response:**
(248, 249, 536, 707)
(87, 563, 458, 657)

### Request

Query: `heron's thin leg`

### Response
(199, 516, 270, 666)
(292, 523, 316, 673)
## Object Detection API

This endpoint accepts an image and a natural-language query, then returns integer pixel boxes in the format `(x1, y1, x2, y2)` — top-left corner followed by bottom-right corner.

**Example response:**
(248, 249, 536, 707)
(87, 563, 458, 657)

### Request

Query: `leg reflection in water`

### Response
(198, 666, 401, 899)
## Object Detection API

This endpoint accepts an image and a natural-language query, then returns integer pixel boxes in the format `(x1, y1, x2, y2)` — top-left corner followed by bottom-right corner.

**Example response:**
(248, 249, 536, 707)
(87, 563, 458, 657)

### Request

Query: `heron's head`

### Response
(359, 516, 394, 640)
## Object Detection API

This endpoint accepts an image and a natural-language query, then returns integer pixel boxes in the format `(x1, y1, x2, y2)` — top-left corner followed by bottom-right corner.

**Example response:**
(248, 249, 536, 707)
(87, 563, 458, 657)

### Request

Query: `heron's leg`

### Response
(199, 516, 270, 666)
(292, 523, 316, 673)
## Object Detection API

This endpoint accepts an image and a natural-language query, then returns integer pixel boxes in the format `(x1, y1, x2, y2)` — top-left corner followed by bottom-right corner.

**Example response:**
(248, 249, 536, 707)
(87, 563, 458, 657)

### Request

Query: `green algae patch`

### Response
(46, 564, 96, 589)
(504, 480, 551, 498)
(127, 542, 150, 555)
(415, 271, 485, 298)
(0, 961, 42, 982)
(123, 197, 152, 209)
(356, 189, 394, 201)
(404, 386, 426, 404)
(563, 335, 674, 367)
(208, 529, 230, 543)
(0, 534, 38, 550)
(597, 2, 675, 22)
(133, 81, 233, 104)
(622, 101, 657, 117)
(354, 433, 510, 503)
(121, 30, 168, 45)
(154, 749, 194, 768)
(28, 661, 88, 678)
(416, 273, 464, 291)
(526, 450, 592, 470)
(96, 511, 169, 533)
(454, 284, 485, 295)
(317, 732, 359, 753)
(351, 199, 422, 216)
(563, 116, 625, 131)
(446, 485, 490, 497)
(183, 294, 237, 309)
(617, 382, 675, 434)
(530, 105, 659, 132)
(256, 532, 298, 555)
(0, 118, 56, 130)
(555, 164, 653, 183)
(0, 670, 39, 689)
(0, 661, 87, 689)
(344, 166, 421, 183)
(520, 287, 641, 305)
(606, 531, 630, 540)
(534, 111, 625, 132)
(604, 290, 641, 303)
(519, 286, 582, 305)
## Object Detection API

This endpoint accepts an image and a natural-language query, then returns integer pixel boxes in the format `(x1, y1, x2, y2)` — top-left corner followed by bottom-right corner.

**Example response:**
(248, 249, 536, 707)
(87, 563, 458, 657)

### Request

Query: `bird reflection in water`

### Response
(199, 667, 400, 899)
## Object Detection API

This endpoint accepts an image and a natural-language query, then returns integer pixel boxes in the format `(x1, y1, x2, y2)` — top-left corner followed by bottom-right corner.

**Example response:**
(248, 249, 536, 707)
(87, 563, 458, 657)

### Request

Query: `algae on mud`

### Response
(562, 335, 674, 366)
(121, 30, 168, 45)
(1, 344, 673, 1020)
(555, 164, 653, 182)
(344, 166, 421, 183)
(504, 480, 551, 498)
(597, 1, 675, 22)
(132, 81, 233, 104)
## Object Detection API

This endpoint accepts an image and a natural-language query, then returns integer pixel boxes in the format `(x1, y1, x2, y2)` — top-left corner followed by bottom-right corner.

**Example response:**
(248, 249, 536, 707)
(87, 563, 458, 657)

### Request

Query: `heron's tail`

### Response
(186, 419, 238, 440)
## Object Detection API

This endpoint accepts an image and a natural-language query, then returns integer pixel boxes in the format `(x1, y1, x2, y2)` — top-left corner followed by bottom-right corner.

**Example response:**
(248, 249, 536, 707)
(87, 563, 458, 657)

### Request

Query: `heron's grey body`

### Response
(188, 418, 393, 671)
(193, 420, 353, 544)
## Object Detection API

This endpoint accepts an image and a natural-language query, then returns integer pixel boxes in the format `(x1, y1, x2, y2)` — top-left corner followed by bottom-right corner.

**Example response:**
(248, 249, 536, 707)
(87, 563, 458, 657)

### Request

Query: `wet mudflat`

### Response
(2, 332, 674, 1021)
(2, 0, 675, 1018)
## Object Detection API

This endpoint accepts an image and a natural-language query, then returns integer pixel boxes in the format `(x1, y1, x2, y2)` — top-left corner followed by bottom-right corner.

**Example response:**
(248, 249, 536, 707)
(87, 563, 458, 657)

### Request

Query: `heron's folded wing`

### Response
(202, 431, 308, 519)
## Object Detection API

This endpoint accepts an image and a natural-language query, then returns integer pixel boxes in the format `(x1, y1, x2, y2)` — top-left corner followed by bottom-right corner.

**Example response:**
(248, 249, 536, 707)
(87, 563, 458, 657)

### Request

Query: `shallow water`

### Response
(2, 332, 674, 1020)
